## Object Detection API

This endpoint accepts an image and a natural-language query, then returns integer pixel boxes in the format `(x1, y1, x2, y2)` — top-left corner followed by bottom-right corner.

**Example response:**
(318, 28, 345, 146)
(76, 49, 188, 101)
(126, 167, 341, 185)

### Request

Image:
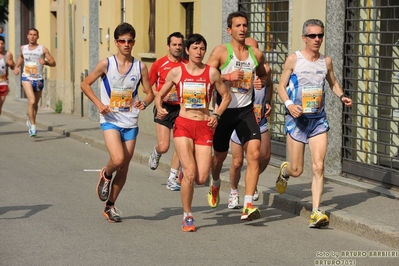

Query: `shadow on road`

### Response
(0, 204, 52, 219)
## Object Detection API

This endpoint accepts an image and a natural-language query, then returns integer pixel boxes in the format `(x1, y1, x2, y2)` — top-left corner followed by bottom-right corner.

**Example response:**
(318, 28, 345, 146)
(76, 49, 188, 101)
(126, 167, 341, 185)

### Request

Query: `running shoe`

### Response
(309, 209, 329, 228)
(26, 120, 36, 137)
(228, 193, 240, 209)
(182, 216, 196, 232)
(103, 205, 122, 223)
(241, 203, 261, 220)
(166, 177, 180, 191)
(148, 148, 162, 170)
(276, 162, 289, 194)
(253, 189, 259, 201)
(96, 167, 111, 201)
(207, 181, 220, 208)
(30, 126, 37, 137)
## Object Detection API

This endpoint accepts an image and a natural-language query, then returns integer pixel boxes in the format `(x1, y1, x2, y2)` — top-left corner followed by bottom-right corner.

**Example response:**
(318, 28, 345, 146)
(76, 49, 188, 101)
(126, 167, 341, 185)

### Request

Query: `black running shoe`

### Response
(96, 167, 111, 201)
(103, 205, 122, 223)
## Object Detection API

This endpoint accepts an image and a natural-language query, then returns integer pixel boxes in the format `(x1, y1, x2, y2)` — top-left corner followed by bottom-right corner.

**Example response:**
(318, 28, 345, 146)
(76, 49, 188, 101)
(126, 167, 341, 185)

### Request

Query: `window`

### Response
(182, 2, 193, 38)
(239, 0, 289, 157)
(148, 0, 156, 53)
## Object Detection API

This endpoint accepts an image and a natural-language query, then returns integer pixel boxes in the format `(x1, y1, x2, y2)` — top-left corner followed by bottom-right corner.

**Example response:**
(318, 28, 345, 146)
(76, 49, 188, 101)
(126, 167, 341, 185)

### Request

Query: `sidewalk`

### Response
(3, 98, 399, 249)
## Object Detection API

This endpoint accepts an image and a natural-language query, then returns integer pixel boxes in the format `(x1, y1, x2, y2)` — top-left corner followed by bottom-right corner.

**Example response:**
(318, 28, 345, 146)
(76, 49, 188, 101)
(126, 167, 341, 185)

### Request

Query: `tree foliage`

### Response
(0, 0, 9, 24)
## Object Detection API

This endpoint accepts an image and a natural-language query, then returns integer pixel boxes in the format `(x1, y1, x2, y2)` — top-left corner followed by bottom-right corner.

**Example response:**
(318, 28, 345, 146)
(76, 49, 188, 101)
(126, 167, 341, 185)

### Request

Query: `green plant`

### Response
(55, 100, 62, 114)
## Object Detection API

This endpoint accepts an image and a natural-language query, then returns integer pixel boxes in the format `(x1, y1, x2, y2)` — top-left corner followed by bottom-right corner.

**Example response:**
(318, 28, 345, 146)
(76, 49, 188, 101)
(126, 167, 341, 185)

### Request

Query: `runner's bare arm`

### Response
(154, 67, 180, 119)
(210, 67, 231, 116)
(5, 51, 15, 70)
(42, 46, 56, 67)
(208, 67, 231, 127)
(80, 59, 109, 114)
(206, 45, 232, 82)
(277, 53, 296, 103)
(277, 53, 303, 117)
(325, 56, 352, 107)
(206, 45, 223, 68)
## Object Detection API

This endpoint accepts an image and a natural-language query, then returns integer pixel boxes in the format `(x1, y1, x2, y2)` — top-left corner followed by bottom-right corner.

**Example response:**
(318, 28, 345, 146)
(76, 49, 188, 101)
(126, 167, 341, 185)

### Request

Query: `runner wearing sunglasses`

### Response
(81, 22, 154, 222)
(276, 19, 352, 228)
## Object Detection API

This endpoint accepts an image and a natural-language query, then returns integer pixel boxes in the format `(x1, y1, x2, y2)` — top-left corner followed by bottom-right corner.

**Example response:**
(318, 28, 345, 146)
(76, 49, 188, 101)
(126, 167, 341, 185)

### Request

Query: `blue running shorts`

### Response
(100, 122, 139, 142)
(22, 77, 44, 92)
(285, 115, 329, 144)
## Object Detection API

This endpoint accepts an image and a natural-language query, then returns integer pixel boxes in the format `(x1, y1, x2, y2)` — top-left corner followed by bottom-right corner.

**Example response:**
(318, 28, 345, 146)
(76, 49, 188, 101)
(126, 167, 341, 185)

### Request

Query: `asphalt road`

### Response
(0, 116, 397, 266)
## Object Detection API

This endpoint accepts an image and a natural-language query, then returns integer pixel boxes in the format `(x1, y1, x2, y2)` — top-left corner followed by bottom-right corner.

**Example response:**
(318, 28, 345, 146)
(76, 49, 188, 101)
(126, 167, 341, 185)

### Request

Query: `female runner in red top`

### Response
(154, 33, 231, 232)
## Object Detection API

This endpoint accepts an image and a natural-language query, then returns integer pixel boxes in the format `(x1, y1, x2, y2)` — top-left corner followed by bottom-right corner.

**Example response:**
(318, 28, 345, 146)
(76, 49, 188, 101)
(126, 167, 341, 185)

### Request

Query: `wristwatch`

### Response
(212, 113, 221, 121)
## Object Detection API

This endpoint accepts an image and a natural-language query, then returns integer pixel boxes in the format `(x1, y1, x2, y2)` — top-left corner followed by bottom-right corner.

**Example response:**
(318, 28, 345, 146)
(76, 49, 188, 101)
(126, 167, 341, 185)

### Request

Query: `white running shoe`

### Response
(228, 193, 240, 209)
(27, 120, 36, 137)
(148, 148, 161, 170)
(166, 177, 180, 191)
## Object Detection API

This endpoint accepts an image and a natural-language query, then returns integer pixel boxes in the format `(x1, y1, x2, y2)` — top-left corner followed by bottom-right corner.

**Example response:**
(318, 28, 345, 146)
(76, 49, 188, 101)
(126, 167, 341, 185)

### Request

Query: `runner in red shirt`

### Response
(148, 32, 187, 192)
(154, 34, 231, 232)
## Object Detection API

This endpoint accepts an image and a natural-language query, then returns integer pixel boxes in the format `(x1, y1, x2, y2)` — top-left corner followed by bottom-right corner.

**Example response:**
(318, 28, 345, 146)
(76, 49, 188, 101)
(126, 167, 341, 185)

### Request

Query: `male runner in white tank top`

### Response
(81, 22, 154, 223)
(206, 11, 268, 221)
(14, 28, 56, 137)
(228, 37, 273, 209)
(277, 19, 352, 228)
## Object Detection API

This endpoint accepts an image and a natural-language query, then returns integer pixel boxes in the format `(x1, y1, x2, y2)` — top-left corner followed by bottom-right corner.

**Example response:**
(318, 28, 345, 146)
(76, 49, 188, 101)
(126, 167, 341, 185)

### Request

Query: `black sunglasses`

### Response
(305, 34, 324, 39)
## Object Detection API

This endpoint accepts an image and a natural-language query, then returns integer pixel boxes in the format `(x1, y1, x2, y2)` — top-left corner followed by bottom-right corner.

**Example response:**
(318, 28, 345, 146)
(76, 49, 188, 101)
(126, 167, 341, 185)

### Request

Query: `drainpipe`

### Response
(364, 0, 371, 163)
(121, 0, 126, 22)
(69, 0, 75, 113)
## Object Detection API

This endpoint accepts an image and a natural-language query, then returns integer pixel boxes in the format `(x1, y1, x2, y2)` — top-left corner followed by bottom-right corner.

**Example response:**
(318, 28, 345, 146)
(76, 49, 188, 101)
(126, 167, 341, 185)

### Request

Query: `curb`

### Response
(131, 148, 399, 249)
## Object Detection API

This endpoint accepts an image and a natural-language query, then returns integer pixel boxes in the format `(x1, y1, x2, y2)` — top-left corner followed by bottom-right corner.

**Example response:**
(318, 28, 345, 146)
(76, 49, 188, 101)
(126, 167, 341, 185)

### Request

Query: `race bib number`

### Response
(167, 86, 178, 102)
(24, 62, 38, 78)
(229, 64, 253, 94)
(110, 86, 133, 112)
(302, 86, 322, 113)
(253, 104, 262, 124)
(182, 82, 206, 109)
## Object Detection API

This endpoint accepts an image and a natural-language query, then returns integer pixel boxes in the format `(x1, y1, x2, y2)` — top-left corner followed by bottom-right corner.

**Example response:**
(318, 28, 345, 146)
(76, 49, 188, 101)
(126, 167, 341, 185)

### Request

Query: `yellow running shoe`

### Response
(207, 181, 220, 208)
(276, 162, 289, 194)
(241, 203, 261, 220)
(309, 209, 329, 228)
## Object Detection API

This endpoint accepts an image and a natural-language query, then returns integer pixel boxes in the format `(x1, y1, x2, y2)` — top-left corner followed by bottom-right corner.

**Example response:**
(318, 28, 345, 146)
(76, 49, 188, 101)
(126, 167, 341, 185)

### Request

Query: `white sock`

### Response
(169, 168, 178, 179)
(243, 195, 253, 207)
(183, 212, 192, 219)
(230, 189, 238, 195)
